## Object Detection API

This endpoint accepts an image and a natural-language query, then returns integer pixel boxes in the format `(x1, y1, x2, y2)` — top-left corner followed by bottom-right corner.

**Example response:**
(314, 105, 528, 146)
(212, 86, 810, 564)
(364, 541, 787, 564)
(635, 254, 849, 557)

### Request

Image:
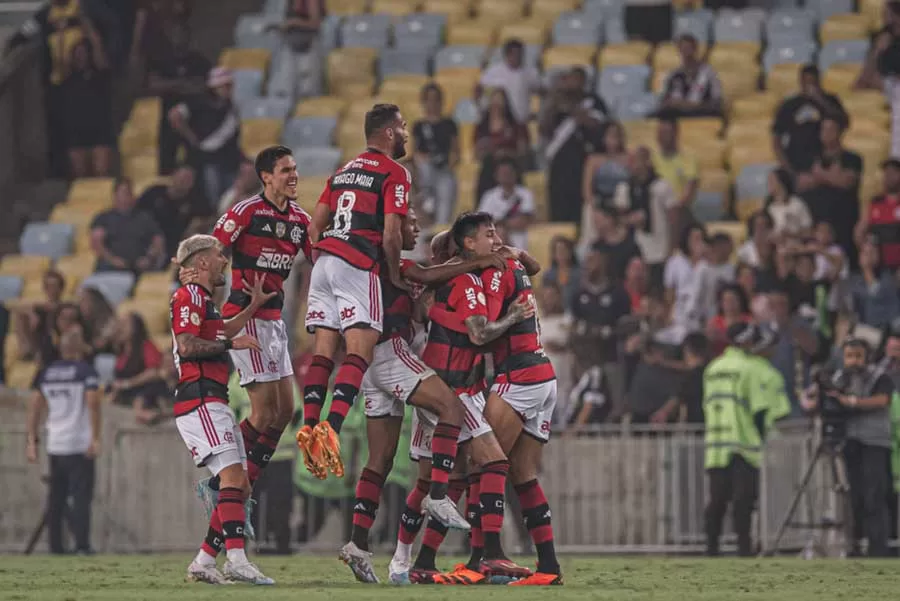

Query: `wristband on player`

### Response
(223, 339, 233, 351)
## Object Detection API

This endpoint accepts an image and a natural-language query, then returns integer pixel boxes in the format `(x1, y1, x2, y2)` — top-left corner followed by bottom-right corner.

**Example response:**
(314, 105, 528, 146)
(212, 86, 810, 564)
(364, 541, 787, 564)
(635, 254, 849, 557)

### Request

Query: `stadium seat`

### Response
(603, 18, 627, 44)
(296, 176, 330, 212)
(729, 145, 776, 174)
(531, 0, 580, 20)
(340, 14, 392, 49)
(370, 0, 420, 17)
(19, 222, 74, 260)
(7, 360, 38, 391)
(842, 90, 887, 116)
(238, 96, 293, 120)
(80, 271, 136, 307)
(117, 299, 170, 335)
(433, 69, 481, 111)
(598, 42, 651, 67)
(819, 39, 869, 71)
(475, 0, 527, 20)
(766, 62, 802, 96)
(327, 0, 369, 15)
(765, 9, 814, 43)
(735, 163, 774, 200)
(552, 11, 602, 46)
(653, 41, 707, 73)
(582, 0, 626, 19)
(379, 48, 432, 78)
(699, 167, 730, 195)
(683, 137, 726, 170)
(735, 197, 765, 222)
(692, 190, 726, 223)
(457, 123, 476, 163)
(815, 0, 854, 21)
(542, 45, 596, 71)
(820, 14, 870, 44)
(232, 68, 265, 104)
(218, 47, 271, 71)
(0, 255, 51, 279)
(394, 13, 446, 51)
(55, 254, 96, 295)
(0, 275, 23, 302)
(453, 98, 480, 124)
(434, 45, 485, 72)
(241, 119, 283, 152)
(446, 20, 498, 46)
(294, 95, 349, 118)
(523, 171, 548, 221)
(423, 0, 471, 23)
(528, 223, 578, 273)
(673, 9, 714, 43)
(326, 48, 378, 94)
(714, 10, 763, 43)
(93, 353, 117, 385)
(282, 116, 338, 148)
(762, 40, 816, 72)
(680, 117, 723, 143)
(823, 64, 858, 94)
(717, 67, 761, 99)
(498, 20, 549, 46)
(67, 177, 114, 206)
(730, 91, 781, 120)
(233, 14, 282, 51)
(615, 93, 659, 121)
(598, 65, 651, 105)
(293, 147, 343, 176)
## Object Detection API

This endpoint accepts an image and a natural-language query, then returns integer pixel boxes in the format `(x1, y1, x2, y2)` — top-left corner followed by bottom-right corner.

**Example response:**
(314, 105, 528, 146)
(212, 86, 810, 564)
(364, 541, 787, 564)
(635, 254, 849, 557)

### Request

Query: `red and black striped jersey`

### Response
(422, 273, 487, 395)
(315, 148, 410, 272)
(170, 283, 230, 417)
(213, 194, 312, 320)
(378, 258, 423, 344)
(482, 258, 555, 385)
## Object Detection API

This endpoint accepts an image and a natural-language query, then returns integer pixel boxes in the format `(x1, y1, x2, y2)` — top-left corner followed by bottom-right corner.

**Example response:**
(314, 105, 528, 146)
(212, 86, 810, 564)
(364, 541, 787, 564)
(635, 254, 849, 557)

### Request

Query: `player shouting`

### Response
(339, 209, 506, 582)
(298, 104, 412, 478)
(172, 235, 275, 585)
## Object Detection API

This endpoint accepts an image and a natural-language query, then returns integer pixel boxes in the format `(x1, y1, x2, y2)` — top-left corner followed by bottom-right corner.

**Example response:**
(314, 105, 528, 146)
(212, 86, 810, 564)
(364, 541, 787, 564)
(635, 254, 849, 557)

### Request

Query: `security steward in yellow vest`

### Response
(703, 323, 790, 556)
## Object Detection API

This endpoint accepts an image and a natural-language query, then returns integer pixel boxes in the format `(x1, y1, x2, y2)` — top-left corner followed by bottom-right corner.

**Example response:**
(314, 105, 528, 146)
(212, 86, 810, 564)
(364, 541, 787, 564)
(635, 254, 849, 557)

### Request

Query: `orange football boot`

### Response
(508, 572, 563, 586)
(295, 425, 326, 479)
(432, 564, 486, 585)
(313, 421, 344, 477)
(479, 558, 533, 581)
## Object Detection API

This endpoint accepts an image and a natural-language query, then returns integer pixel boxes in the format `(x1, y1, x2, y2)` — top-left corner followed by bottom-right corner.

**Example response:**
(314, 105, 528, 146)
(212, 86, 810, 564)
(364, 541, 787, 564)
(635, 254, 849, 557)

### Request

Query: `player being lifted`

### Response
(172, 234, 276, 585)
(339, 208, 508, 582)
(298, 103, 413, 478)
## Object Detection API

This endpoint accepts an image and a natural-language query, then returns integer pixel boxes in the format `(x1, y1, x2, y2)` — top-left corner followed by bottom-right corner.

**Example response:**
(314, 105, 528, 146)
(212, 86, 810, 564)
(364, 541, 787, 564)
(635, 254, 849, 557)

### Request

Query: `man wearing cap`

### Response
(855, 158, 900, 272)
(168, 66, 243, 206)
(702, 323, 791, 557)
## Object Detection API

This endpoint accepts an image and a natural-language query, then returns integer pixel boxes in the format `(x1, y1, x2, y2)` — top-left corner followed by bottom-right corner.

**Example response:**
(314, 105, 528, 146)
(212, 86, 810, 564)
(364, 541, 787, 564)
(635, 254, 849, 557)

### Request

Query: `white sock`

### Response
(226, 547, 248, 564)
(393, 541, 412, 564)
(195, 549, 217, 567)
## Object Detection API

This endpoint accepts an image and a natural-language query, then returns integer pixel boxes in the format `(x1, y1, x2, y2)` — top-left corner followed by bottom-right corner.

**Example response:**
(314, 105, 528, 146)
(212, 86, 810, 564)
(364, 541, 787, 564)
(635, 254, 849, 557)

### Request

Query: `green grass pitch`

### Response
(0, 555, 896, 601)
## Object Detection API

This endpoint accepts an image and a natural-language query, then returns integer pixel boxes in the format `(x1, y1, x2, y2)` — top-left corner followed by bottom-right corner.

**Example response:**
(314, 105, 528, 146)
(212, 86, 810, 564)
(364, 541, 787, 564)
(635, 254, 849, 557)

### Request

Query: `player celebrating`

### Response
(209, 146, 311, 500)
(299, 103, 412, 478)
(339, 209, 506, 582)
(172, 235, 275, 585)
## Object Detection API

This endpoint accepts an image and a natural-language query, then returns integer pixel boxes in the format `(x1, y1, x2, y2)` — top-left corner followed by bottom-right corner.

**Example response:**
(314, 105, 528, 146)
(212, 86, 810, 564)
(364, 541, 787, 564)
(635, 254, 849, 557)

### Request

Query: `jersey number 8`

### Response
(330, 191, 356, 238)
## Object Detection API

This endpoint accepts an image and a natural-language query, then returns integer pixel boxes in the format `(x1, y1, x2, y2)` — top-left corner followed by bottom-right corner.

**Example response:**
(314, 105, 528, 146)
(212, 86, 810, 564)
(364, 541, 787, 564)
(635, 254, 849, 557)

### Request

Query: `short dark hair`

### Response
(451, 211, 494, 252)
(44, 269, 65, 286)
(683, 332, 709, 358)
(364, 103, 401, 139)
(503, 38, 524, 55)
(493, 157, 518, 174)
(420, 83, 443, 104)
(746, 209, 774, 238)
(254, 145, 293, 180)
(570, 66, 588, 81)
(677, 33, 698, 46)
(822, 111, 849, 131)
(679, 223, 707, 255)
(709, 232, 733, 246)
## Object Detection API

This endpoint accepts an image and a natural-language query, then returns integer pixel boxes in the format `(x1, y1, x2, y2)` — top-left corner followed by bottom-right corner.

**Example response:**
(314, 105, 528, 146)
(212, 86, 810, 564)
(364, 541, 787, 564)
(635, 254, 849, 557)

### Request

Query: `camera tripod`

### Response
(762, 434, 851, 556)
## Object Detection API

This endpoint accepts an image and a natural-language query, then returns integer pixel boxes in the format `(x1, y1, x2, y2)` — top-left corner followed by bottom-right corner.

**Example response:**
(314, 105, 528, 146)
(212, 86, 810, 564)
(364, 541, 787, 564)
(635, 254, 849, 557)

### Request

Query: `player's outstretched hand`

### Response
(508, 294, 535, 323)
(178, 266, 200, 286)
(391, 274, 413, 294)
(243, 273, 277, 308)
(231, 334, 261, 352)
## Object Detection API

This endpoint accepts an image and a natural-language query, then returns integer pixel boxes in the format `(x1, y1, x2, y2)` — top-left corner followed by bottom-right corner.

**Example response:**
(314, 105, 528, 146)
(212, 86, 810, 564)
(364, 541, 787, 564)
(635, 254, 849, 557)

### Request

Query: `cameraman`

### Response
(802, 338, 895, 556)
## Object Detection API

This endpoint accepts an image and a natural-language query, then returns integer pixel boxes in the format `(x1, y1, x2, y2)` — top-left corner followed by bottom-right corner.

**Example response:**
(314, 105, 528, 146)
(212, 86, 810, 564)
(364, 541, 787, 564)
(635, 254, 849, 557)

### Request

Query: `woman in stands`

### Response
(580, 121, 630, 247)
(541, 235, 581, 310)
(110, 312, 170, 425)
(474, 88, 529, 200)
(706, 284, 753, 357)
(77, 287, 116, 355)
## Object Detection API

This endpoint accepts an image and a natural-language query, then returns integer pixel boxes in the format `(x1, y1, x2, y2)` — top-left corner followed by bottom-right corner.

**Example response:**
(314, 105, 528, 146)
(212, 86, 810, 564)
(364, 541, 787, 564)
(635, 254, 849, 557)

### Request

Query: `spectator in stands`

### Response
(664, 223, 708, 333)
(766, 166, 812, 239)
(60, 29, 112, 178)
(218, 157, 258, 213)
(542, 66, 608, 223)
(413, 83, 459, 225)
(659, 34, 723, 119)
(130, 0, 177, 67)
(168, 66, 243, 203)
(736, 210, 774, 268)
(271, 0, 325, 99)
(624, 0, 672, 44)
(477, 38, 541, 125)
(36, 302, 85, 368)
(623, 255, 649, 312)
(473, 88, 529, 200)
(11, 270, 66, 361)
(136, 165, 209, 258)
(587, 203, 642, 282)
(478, 158, 535, 250)
(147, 21, 211, 176)
(735, 262, 767, 321)
(855, 158, 900, 272)
(848, 238, 900, 330)
(797, 115, 863, 269)
(857, 1, 900, 155)
(649, 332, 709, 425)
(580, 122, 630, 244)
(542, 236, 581, 311)
(110, 312, 169, 425)
(772, 64, 847, 174)
(706, 284, 753, 357)
(90, 178, 165, 274)
(692, 232, 735, 322)
(653, 117, 698, 241)
(756, 243, 793, 295)
(812, 221, 849, 283)
(536, 283, 572, 421)
(77, 287, 116, 355)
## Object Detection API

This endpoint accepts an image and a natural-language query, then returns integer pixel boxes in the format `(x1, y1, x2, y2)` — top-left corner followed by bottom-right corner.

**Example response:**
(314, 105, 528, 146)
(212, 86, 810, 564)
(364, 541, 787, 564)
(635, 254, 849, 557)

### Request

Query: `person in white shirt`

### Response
(765, 167, 813, 239)
(736, 210, 775, 268)
(478, 158, 535, 250)
(536, 283, 573, 424)
(478, 38, 541, 124)
(664, 223, 708, 332)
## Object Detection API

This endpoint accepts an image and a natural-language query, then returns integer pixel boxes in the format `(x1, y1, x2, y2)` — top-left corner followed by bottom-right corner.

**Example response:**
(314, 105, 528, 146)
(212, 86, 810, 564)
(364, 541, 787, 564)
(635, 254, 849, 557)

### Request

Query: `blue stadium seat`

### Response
(80, 272, 136, 307)
(282, 116, 338, 148)
(234, 14, 282, 51)
(263, 0, 288, 17)
(604, 18, 628, 44)
(320, 15, 343, 51)
(615, 93, 659, 121)
(673, 9, 714, 43)
(0, 275, 23, 303)
(762, 40, 816, 72)
(232, 69, 265, 104)
(487, 44, 541, 69)
(379, 48, 432, 78)
(340, 14, 392, 49)
(434, 45, 485, 71)
(597, 65, 651, 105)
(713, 10, 763, 43)
(815, 0, 855, 21)
(552, 12, 603, 46)
(765, 9, 814, 42)
(293, 147, 342, 176)
(454, 98, 481, 124)
(692, 191, 725, 223)
(93, 354, 117, 385)
(819, 39, 869, 71)
(394, 13, 446, 52)
(238, 96, 293, 120)
(582, 0, 625, 19)
(19, 222, 74, 260)
(736, 163, 776, 201)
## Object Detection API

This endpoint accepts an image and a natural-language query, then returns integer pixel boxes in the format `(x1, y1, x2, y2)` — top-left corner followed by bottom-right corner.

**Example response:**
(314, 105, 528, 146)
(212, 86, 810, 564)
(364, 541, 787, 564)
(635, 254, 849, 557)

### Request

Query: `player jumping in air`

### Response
(172, 234, 276, 585)
(339, 208, 507, 582)
(298, 103, 414, 478)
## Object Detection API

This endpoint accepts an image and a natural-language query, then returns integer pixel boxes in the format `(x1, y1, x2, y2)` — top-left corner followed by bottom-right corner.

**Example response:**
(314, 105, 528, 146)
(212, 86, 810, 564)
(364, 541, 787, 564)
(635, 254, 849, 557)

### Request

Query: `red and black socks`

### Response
(246, 426, 281, 485)
(465, 473, 483, 569)
(303, 355, 334, 427)
(327, 354, 368, 432)
(479, 460, 509, 560)
(413, 479, 467, 570)
(515, 479, 560, 575)
(429, 422, 461, 498)
(217, 487, 247, 553)
(398, 479, 429, 545)
(350, 468, 385, 551)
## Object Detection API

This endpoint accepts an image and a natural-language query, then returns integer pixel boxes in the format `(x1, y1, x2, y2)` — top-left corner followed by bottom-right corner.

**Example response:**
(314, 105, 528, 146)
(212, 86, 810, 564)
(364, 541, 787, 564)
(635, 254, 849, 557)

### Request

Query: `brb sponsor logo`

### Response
(257, 249, 295, 271)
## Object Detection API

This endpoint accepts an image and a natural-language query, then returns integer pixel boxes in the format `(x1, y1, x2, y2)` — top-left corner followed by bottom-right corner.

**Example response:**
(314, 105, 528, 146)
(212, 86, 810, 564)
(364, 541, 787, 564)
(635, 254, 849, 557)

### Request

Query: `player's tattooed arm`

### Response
(498, 246, 541, 276)
(175, 333, 229, 359)
(405, 254, 506, 286)
(464, 296, 535, 346)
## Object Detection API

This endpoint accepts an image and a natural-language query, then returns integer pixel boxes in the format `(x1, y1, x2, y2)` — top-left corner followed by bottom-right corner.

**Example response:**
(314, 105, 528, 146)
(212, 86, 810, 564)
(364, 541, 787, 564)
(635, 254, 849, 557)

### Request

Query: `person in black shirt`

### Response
(649, 332, 709, 425)
(589, 203, 643, 282)
(797, 115, 863, 268)
(856, 1, 900, 93)
(659, 34, 724, 119)
(412, 83, 459, 225)
(772, 64, 848, 173)
(136, 165, 211, 257)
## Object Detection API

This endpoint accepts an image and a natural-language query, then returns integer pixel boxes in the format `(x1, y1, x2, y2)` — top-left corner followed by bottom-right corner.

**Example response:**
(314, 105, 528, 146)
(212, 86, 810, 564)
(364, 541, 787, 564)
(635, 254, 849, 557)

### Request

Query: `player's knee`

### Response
(273, 401, 294, 430)
(508, 462, 537, 486)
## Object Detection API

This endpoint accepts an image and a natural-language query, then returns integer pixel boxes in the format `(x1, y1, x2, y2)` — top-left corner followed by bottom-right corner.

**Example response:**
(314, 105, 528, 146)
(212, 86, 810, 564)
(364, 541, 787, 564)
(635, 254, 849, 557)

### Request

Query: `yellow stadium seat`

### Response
(529, 0, 579, 19)
(766, 63, 801, 97)
(446, 20, 498, 47)
(152, 333, 173, 354)
(337, 80, 377, 100)
(680, 117, 723, 143)
(74, 228, 93, 254)
(327, 48, 378, 93)
(498, 19, 549, 46)
(326, 0, 369, 14)
(475, 0, 527, 20)
(735, 197, 764, 222)
(717, 68, 761, 99)
(456, 162, 481, 210)
(370, 0, 420, 16)
(598, 42, 651, 67)
(542, 45, 596, 70)
(218, 47, 271, 72)
(841, 91, 886, 116)
(819, 14, 870, 44)
(67, 177, 115, 206)
(709, 41, 761, 69)
(337, 119, 364, 156)
(296, 176, 329, 212)
(0, 255, 51, 278)
(117, 299, 170, 335)
(861, 0, 883, 30)
(652, 42, 708, 73)
(20, 274, 46, 301)
(380, 74, 431, 98)
(728, 143, 776, 173)
(7, 360, 38, 390)
(128, 97, 162, 126)
(622, 119, 657, 147)
(699, 168, 732, 204)
(823, 64, 860, 95)
(241, 118, 283, 148)
(50, 203, 96, 229)
(123, 154, 159, 182)
(706, 221, 746, 247)
(294, 95, 349, 118)
(860, 170, 882, 207)
(134, 271, 176, 299)
(523, 171, 547, 221)
(845, 132, 889, 165)
(725, 119, 771, 149)
(730, 92, 781, 121)
(458, 123, 476, 163)
(3, 335, 19, 371)
(683, 138, 726, 170)
(434, 69, 481, 112)
(55, 254, 96, 296)
(848, 117, 890, 139)
(118, 127, 157, 159)
(422, 0, 471, 23)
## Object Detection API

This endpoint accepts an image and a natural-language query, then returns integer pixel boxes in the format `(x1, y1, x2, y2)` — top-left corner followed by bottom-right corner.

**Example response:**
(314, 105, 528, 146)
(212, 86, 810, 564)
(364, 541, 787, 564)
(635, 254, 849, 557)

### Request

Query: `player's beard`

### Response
(392, 137, 407, 159)
(214, 272, 227, 287)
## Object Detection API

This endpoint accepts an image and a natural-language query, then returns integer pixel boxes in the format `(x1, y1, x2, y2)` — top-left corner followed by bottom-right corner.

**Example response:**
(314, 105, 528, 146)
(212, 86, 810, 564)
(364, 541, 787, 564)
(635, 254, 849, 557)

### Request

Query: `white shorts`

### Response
(175, 402, 247, 476)
(410, 391, 492, 460)
(231, 318, 294, 386)
(306, 254, 383, 333)
(362, 336, 436, 418)
(491, 379, 558, 443)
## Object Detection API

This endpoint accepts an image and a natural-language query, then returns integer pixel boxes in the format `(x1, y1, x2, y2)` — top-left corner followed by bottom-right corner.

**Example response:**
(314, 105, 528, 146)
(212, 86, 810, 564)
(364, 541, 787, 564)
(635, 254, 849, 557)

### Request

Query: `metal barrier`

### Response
(0, 409, 839, 554)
